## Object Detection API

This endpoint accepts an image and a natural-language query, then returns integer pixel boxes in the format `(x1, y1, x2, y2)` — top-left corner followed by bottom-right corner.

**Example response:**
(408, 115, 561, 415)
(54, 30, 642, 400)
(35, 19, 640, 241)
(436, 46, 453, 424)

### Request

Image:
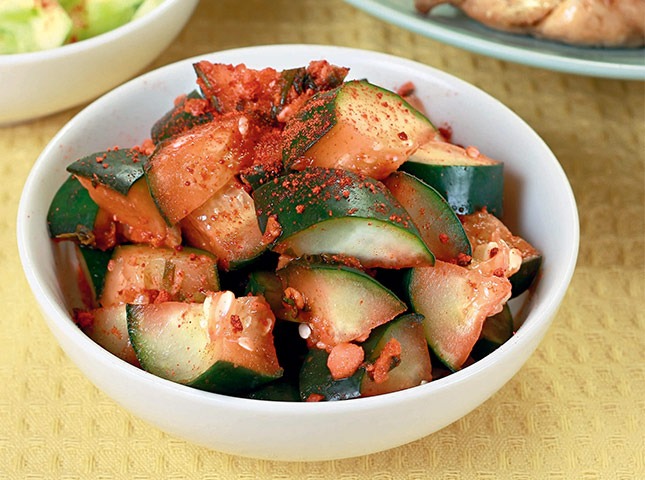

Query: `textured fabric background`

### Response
(1, 0, 643, 478)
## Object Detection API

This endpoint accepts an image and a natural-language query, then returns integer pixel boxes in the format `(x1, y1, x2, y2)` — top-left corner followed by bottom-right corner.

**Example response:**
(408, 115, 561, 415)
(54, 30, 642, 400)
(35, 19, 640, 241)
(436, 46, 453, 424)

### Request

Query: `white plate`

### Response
(345, 0, 645, 80)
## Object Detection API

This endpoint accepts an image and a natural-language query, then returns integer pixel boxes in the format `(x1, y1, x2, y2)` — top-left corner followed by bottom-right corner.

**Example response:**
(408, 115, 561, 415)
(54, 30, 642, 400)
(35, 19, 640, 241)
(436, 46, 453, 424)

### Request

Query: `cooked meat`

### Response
(415, 0, 645, 47)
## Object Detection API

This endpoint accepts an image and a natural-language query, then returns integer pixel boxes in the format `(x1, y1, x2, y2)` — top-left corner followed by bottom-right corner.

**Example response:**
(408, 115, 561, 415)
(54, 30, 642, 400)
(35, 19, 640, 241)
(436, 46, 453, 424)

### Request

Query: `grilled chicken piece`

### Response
(415, 0, 645, 47)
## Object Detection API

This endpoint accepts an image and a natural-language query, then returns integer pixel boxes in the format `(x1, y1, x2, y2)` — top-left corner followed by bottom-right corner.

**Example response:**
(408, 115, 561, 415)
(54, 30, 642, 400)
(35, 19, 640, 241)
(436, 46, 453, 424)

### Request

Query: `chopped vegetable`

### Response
(48, 59, 541, 400)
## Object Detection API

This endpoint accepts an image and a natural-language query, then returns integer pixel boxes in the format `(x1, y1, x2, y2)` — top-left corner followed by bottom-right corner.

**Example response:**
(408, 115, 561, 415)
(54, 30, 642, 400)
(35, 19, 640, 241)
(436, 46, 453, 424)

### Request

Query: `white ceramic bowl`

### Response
(0, 0, 198, 125)
(17, 45, 579, 461)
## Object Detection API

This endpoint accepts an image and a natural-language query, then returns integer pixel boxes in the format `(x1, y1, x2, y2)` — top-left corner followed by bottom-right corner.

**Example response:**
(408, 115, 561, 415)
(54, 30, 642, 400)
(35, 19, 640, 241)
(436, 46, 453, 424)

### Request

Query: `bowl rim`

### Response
(0, 0, 199, 65)
(16, 43, 580, 416)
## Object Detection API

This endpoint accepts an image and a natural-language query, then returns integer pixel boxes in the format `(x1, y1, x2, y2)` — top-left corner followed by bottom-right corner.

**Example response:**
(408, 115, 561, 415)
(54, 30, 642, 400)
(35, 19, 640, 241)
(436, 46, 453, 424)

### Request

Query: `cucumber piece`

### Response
(67, 148, 147, 196)
(66, 0, 144, 41)
(402, 141, 504, 217)
(66, 148, 180, 247)
(47, 175, 116, 250)
(276, 260, 407, 347)
(0, 0, 72, 54)
(48, 176, 98, 237)
(180, 179, 268, 271)
(360, 314, 432, 397)
(510, 254, 542, 298)
(460, 209, 541, 293)
(132, 0, 163, 19)
(282, 80, 438, 180)
(246, 270, 290, 319)
(247, 320, 307, 401)
(299, 348, 363, 401)
(271, 65, 347, 120)
(247, 381, 301, 402)
(126, 292, 283, 394)
(299, 314, 432, 401)
(145, 116, 251, 225)
(150, 90, 214, 144)
(384, 171, 472, 263)
(471, 304, 514, 360)
(407, 260, 512, 371)
(78, 244, 112, 299)
(253, 167, 434, 269)
(52, 240, 112, 311)
(78, 305, 139, 366)
(75, 175, 181, 248)
(99, 244, 219, 307)
(239, 162, 283, 192)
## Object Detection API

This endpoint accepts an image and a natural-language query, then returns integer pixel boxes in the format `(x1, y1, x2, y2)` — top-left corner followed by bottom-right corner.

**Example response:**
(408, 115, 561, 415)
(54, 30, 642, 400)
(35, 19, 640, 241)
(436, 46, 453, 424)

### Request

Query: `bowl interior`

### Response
(17, 44, 579, 460)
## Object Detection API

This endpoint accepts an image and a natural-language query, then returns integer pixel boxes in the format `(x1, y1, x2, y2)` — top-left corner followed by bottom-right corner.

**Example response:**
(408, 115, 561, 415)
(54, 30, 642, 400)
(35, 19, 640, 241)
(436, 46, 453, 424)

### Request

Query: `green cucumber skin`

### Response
(384, 171, 472, 261)
(240, 162, 284, 192)
(281, 87, 339, 166)
(78, 245, 112, 299)
(359, 313, 432, 396)
(471, 304, 514, 360)
(245, 270, 286, 317)
(510, 255, 542, 298)
(299, 314, 429, 401)
(253, 167, 429, 250)
(150, 90, 213, 144)
(247, 320, 307, 401)
(188, 361, 281, 396)
(272, 66, 347, 122)
(246, 380, 301, 402)
(299, 348, 364, 401)
(361, 313, 424, 357)
(67, 148, 147, 196)
(401, 162, 504, 217)
(47, 175, 100, 239)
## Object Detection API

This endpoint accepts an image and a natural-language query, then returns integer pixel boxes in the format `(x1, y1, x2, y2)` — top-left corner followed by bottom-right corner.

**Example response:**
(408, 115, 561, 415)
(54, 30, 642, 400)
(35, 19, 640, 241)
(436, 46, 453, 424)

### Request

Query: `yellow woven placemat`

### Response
(1, 1, 643, 478)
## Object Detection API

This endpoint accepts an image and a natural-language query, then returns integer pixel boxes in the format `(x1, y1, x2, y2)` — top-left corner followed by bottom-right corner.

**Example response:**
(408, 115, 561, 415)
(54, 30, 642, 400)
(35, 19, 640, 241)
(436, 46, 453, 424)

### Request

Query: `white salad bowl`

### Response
(0, 0, 198, 125)
(17, 44, 579, 461)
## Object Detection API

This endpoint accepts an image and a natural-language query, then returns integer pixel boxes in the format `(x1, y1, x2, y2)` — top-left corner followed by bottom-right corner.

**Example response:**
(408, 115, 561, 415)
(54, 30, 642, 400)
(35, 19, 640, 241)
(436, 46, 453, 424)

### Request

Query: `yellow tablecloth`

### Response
(1, 1, 643, 478)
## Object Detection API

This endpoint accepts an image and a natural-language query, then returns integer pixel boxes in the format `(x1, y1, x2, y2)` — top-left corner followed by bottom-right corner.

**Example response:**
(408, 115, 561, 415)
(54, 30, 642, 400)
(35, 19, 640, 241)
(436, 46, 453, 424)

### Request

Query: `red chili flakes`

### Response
(295, 204, 305, 214)
(230, 315, 243, 333)
(489, 247, 499, 258)
(456, 253, 472, 266)
(133, 138, 155, 156)
(439, 233, 450, 244)
(74, 310, 94, 330)
(153, 290, 173, 304)
(396, 81, 415, 97)
(438, 125, 453, 142)
(398, 131, 408, 141)
(366, 338, 402, 384)
(305, 393, 325, 402)
(327, 343, 365, 380)
(183, 98, 209, 116)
